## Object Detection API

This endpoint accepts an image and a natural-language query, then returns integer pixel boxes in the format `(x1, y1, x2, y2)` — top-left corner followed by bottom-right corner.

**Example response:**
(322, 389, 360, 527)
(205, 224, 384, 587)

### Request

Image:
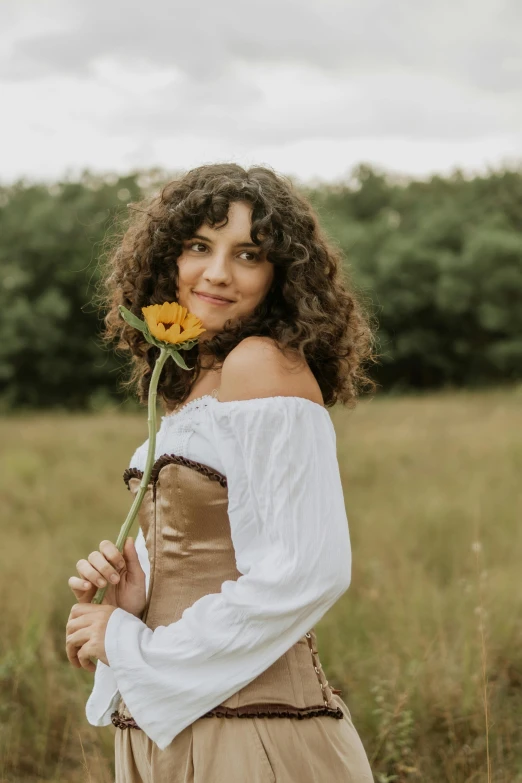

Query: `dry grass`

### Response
(0, 388, 521, 782)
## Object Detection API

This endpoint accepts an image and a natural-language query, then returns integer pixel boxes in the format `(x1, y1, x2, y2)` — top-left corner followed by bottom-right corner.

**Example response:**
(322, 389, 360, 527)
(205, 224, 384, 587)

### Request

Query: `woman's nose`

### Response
(204, 253, 232, 282)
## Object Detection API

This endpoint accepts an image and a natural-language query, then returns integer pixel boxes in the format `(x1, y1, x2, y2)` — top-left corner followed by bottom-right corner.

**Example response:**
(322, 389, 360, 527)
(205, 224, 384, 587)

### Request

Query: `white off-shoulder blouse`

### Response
(85, 394, 352, 751)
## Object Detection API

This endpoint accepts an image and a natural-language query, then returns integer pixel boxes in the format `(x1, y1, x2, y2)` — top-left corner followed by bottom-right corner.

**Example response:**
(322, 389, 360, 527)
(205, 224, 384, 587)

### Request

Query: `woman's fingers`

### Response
(99, 540, 126, 574)
(75, 540, 140, 593)
(77, 648, 97, 673)
(68, 575, 95, 602)
(69, 575, 92, 592)
(66, 636, 96, 672)
(87, 550, 121, 586)
(70, 539, 145, 617)
(76, 557, 110, 589)
(122, 537, 145, 580)
(65, 626, 90, 665)
(75, 540, 123, 593)
(66, 607, 99, 671)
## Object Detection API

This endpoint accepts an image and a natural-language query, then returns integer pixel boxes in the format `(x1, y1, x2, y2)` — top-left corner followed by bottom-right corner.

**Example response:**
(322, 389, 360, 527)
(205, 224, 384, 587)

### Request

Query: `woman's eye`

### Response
(187, 243, 259, 262)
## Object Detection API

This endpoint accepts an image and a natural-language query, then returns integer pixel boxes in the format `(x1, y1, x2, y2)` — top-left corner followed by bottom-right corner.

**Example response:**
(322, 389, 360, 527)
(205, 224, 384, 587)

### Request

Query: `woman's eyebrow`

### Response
(191, 232, 258, 249)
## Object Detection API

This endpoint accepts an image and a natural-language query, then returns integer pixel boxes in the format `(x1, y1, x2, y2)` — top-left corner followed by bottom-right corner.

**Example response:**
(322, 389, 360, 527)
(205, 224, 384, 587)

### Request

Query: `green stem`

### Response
(92, 346, 170, 605)
(87, 345, 170, 668)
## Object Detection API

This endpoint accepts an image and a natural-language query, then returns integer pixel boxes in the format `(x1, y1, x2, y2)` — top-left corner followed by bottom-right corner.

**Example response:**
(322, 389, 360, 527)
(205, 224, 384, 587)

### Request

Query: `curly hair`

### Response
(94, 162, 377, 411)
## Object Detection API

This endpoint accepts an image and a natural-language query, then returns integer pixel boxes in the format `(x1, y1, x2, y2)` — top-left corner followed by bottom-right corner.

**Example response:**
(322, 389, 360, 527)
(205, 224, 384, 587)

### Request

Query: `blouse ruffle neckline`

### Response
(162, 392, 331, 424)
(161, 389, 219, 423)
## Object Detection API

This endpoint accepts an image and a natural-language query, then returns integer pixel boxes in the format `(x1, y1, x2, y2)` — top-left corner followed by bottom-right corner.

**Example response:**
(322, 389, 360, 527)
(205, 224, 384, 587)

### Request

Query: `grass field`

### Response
(1, 388, 521, 782)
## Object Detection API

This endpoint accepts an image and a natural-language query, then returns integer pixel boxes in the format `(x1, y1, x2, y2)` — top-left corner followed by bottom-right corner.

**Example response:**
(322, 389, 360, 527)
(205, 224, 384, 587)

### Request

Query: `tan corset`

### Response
(112, 454, 343, 729)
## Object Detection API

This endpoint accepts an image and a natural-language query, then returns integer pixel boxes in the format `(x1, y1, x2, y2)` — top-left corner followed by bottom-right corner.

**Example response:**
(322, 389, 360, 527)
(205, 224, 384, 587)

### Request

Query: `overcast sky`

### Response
(1, 0, 521, 184)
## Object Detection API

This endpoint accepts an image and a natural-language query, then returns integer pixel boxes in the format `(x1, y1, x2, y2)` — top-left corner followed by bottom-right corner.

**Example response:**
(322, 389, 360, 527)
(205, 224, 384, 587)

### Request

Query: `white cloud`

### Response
(0, 0, 520, 182)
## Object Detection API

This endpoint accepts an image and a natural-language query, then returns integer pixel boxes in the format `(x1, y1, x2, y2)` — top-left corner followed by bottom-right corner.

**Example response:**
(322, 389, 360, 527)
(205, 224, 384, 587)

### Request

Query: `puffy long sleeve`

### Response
(90, 396, 352, 750)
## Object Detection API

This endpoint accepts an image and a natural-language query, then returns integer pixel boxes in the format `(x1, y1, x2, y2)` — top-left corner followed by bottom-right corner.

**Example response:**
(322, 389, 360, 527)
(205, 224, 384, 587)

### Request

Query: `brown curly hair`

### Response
(94, 162, 377, 411)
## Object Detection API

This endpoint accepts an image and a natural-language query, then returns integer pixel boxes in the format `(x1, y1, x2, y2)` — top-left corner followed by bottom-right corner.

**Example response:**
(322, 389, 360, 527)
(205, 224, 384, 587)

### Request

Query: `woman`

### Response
(65, 163, 376, 782)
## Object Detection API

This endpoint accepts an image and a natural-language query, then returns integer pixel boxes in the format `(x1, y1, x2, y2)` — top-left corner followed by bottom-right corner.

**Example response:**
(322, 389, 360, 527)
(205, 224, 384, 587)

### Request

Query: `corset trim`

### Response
(123, 454, 228, 498)
(151, 454, 227, 490)
(122, 466, 144, 488)
(201, 703, 344, 719)
(111, 703, 344, 730)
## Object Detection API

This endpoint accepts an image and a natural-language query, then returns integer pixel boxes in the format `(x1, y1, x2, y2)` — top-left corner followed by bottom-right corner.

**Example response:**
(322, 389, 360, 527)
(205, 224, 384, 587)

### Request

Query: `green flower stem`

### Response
(88, 346, 172, 667)
(92, 345, 170, 606)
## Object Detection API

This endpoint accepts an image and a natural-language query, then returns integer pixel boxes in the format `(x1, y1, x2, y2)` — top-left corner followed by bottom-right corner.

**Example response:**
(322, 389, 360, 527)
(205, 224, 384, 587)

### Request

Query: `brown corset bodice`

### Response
(112, 453, 343, 729)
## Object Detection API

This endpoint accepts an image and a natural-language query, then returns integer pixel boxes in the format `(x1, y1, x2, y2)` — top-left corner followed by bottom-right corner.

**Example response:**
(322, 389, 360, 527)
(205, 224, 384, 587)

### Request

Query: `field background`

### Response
(1, 387, 521, 782)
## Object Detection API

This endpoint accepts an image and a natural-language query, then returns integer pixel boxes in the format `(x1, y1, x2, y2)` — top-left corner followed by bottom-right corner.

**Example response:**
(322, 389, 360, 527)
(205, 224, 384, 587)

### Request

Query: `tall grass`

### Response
(1, 389, 521, 781)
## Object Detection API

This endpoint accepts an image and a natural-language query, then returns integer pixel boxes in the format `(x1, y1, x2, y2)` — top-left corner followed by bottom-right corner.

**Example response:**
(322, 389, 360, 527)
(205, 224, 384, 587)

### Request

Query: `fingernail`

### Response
(110, 574, 119, 583)
(97, 579, 106, 587)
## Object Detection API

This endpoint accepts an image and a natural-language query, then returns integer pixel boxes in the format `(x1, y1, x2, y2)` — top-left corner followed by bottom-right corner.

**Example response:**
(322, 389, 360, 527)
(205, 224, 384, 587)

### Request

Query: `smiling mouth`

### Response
(194, 291, 235, 304)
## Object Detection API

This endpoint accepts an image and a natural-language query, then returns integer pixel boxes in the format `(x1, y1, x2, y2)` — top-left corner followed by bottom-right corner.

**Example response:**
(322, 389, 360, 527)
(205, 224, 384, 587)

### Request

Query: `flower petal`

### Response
(142, 304, 161, 330)
(164, 323, 182, 342)
(149, 321, 168, 341)
(169, 302, 186, 324)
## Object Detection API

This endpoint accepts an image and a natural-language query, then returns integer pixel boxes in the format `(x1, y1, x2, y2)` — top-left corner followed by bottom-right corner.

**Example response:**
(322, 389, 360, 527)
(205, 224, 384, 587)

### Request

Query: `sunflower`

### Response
(141, 302, 206, 345)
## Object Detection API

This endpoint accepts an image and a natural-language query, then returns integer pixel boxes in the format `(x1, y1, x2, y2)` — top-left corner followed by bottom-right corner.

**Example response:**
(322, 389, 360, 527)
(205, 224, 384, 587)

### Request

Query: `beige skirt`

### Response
(114, 694, 373, 783)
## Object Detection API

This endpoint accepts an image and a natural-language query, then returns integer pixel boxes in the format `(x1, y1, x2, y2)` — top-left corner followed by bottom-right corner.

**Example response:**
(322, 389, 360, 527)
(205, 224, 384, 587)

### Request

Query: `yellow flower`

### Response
(141, 301, 206, 345)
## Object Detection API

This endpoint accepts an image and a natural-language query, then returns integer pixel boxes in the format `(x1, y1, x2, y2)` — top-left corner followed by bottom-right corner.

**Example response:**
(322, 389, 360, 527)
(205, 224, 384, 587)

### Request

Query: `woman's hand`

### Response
(66, 603, 116, 672)
(68, 537, 146, 618)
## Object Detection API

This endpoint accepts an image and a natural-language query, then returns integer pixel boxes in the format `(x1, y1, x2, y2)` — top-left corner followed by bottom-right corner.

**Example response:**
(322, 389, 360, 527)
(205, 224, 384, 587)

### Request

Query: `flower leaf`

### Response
(169, 350, 192, 370)
(118, 305, 148, 335)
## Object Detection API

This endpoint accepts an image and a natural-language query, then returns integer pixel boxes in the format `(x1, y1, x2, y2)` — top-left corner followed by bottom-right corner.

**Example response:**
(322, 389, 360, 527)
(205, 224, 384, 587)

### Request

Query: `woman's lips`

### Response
(194, 291, 234, 305)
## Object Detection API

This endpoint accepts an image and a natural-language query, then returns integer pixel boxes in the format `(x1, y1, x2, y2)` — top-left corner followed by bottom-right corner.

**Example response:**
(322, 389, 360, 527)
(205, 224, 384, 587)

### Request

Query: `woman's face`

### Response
(175, 200, 274, 341)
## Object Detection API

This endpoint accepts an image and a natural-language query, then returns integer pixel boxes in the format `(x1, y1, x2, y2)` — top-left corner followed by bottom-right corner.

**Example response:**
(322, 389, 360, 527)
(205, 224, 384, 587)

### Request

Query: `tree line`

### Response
(1, 164, 521, 411)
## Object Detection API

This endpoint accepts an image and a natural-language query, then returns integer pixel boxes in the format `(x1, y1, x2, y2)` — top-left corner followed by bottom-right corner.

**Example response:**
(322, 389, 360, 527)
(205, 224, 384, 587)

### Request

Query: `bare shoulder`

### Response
(219, 336, 324, 406)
